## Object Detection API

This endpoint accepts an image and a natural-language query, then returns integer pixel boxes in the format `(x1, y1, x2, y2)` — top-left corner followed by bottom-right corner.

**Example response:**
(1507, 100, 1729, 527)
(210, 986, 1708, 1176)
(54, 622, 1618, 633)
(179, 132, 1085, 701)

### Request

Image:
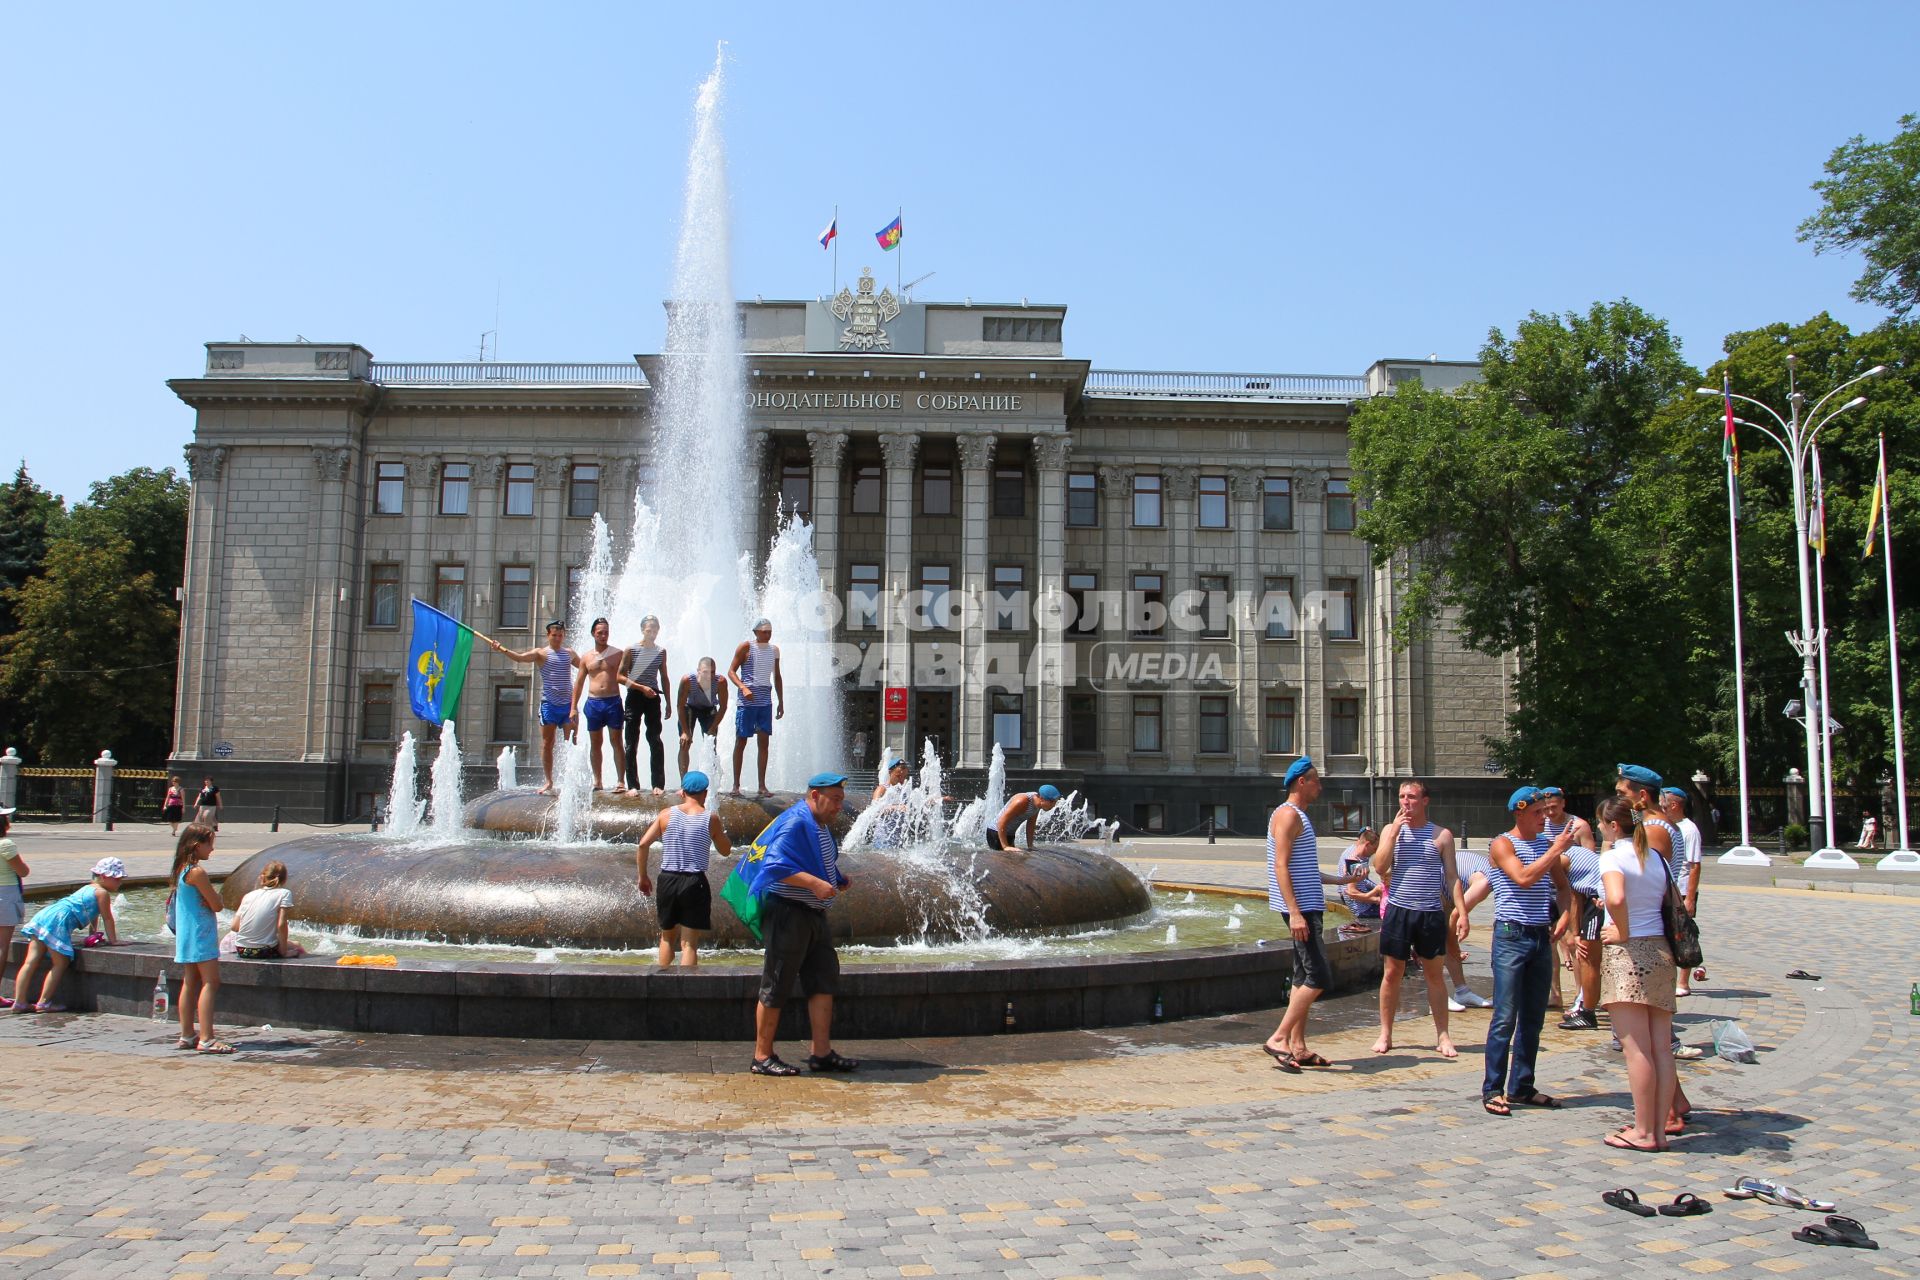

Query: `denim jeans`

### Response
(1481, 919, 1554, 1099)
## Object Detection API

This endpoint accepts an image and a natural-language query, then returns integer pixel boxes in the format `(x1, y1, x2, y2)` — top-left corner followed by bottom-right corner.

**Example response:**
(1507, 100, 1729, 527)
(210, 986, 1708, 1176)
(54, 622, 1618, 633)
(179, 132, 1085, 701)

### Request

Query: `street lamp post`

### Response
(1701, 355, 1885, 868)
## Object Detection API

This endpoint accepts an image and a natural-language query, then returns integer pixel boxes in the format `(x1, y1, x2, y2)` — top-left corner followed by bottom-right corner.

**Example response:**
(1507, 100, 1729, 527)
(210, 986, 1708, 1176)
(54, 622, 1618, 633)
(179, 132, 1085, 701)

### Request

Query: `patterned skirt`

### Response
(1602, 935, 1676, 1012)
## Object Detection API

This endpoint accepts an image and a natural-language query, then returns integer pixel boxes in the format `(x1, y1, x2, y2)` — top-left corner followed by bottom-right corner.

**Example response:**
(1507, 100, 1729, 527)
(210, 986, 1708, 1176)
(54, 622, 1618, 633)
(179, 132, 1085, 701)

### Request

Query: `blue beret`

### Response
(681, 771, 709, 793)
(1660, 786, 1686, 799)
(885, 756, 906, 770)
(1617, 763, 1662, 787)
(1037, 784, 1062, 801)
(807, 771, 848, 789)
(1536, 785, 1564, 798)
(1507, 785, 1541, 811)
(1283, 757, 1316, 788)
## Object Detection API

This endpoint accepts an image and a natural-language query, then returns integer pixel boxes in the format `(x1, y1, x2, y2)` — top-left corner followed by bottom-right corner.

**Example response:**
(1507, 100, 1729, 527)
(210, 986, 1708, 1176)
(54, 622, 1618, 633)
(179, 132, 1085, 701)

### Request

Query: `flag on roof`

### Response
(818, 215, 837, 249)
(875, 215, 903, 251)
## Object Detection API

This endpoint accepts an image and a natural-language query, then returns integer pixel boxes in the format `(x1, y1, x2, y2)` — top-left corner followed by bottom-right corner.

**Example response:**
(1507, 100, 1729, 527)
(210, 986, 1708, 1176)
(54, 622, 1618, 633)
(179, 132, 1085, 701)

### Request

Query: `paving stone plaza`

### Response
(2, 825, 1916, 1277)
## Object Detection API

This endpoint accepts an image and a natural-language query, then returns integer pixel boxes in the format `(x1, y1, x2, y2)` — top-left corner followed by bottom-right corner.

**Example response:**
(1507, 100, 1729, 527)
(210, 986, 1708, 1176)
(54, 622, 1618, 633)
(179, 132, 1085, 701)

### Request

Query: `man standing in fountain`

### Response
(727, 619, 783, 798)
(621, 614, 670, 793)
(634, 770, 731, 968)
(575, 618, 628, 795)
(489, 621, 578, 795)
(989, 785, 1061, 852)
(745, 772, 858, 1076)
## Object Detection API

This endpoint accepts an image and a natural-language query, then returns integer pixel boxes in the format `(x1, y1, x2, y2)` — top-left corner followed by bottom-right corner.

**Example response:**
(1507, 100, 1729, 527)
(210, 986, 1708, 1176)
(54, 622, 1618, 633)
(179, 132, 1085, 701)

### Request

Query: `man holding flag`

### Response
(490, 621, 581, 795)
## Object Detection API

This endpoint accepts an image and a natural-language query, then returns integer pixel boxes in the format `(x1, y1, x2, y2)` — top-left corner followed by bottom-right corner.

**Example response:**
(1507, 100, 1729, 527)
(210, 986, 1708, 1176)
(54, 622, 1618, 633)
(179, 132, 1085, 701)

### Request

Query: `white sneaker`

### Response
(1453, 987, 1491, 1008)
(1446, 996, 1467, 1012)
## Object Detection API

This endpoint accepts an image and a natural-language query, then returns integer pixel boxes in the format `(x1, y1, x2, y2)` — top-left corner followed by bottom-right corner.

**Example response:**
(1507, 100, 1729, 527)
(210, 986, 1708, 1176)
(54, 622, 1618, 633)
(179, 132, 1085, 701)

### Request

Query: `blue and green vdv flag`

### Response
(407, 598, 475, 723)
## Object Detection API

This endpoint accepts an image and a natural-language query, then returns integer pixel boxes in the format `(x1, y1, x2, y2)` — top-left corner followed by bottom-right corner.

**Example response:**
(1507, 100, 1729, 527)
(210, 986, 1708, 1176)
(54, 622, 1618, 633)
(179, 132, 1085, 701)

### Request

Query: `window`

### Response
(1067, 571, 1100, 634)
(568, 463, 600, 518)
(991, 692, 1024, 752)
(1132, 694, 1163, 752)
(1133, 802, 1166, 833)
(499, 565, 532, 630)
(361, 682, 394, 742)
(439, 461, 471, 515)
(850, 465, 882, 514)
(849, 563, 881, 630)
(1262, 477, 1293, 531)
(992, 565, 1025, 631)
(1327, 478, 1356, 531)
(1129, 572, 1165, 638)
(1066, 471, 1098, 527)
(435, 564, 467, 622)
(1132, 474, 1163, 527)
(1198, 475, 1229, 529)
(983, 316, 1062, 343)
(1264, 696, 1296, 755)
(492, 684, 527, 744)
(368, 562, 401, 628)
(780, 461, 812, 518)
(920, 564, 952, 628)
(1198, 694, 1231, 754)
(1327, 577, 1358, 640)
(1262, 575, 1295, 640)
(1067, 692, 1099, 753)
(565, 566, 583, 627)
(922, 464, 952, 515)
(374, 462, 405, 515)
(1330, 697, 1361, 755)
(504, 463, 535, 516)
(1205, 803, 1231, 833)
(993, 467, 1025, 517)
(1198, 573, 1230, 638)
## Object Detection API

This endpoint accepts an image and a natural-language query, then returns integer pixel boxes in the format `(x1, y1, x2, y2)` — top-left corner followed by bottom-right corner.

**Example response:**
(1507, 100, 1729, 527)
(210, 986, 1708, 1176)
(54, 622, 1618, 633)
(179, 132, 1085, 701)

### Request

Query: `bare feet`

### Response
(1434, 1035, 1458, 1059)
(1370, 1034, 1392, 1055)
(536, 783, 554, 795)
(757, 788, 774, 798)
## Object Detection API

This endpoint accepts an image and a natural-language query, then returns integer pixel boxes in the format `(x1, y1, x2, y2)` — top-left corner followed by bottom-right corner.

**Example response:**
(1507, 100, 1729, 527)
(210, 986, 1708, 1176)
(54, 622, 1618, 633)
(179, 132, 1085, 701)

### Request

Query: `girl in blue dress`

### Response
(170, 824, 230, 1053)
(11, 856, 126, 1013)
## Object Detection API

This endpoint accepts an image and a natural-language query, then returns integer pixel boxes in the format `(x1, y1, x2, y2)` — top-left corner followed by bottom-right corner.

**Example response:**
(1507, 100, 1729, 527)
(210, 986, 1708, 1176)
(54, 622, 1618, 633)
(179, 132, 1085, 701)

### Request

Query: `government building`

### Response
(167, 280, 1511, 833)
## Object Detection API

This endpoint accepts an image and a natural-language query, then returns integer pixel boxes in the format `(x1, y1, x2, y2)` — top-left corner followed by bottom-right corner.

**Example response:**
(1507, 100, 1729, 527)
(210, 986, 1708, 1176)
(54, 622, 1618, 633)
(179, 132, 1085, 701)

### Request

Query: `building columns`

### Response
(878, 431, 919, 765)
(806, 428, 848, 597)
(1162, 465, 1197, 774)
(956, 432, 996, 769)
(1229, 467, 1264, 774)
(1296, 468, 1330, 765)
(1033, 434, 1070, 770)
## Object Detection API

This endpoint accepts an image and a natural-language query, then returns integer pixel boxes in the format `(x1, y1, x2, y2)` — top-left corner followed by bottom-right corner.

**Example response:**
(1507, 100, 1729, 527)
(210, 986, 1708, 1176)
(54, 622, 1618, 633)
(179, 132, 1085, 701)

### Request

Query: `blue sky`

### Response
(4, 2, 1915, 502)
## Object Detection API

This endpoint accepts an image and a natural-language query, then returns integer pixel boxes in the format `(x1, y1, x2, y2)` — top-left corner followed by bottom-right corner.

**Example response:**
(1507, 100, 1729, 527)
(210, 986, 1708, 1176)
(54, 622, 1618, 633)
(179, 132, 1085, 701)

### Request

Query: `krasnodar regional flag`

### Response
(1810, 449, 1828, 557)
(818, 215, 837, 249)
(1865, 443, 1888, 558)
(875, 215, 903, 250)
(408, 598, 475, 723)
(1723, 373, 1741, 520)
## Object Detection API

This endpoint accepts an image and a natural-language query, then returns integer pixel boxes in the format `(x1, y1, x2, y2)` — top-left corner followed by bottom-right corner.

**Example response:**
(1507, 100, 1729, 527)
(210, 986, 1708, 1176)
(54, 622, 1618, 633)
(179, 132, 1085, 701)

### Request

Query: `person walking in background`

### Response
(489, 621, 579, 795)
(1595, 796, 1678, 1151)
(170, 824, 230, 1053)
(162, 776, 186, 836)
(0, 808, 30, 1008)
(676, 656, 728, 782)
(727, 619, 782, 798)
(622, 614, 671, 792)
(193, 777, 222, 830)
(1479, 787, 1575, 1117)
(746, 772, 857, 1076)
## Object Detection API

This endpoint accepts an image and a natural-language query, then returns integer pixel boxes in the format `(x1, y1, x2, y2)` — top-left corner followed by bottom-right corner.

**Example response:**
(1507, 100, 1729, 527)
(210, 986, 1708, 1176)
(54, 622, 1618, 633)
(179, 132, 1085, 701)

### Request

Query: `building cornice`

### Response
(168, 378, 382, 411)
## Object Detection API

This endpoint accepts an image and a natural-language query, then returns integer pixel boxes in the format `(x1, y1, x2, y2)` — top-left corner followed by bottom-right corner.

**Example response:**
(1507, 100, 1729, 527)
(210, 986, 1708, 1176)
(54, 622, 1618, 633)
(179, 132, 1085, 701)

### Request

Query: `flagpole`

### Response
(896, 206, 903, 295)
(1811, 444, 1842, 857)
(832, 204, 838, 296)
(1876, 433, 1918, 867)
(1723, 421, 1763, 863)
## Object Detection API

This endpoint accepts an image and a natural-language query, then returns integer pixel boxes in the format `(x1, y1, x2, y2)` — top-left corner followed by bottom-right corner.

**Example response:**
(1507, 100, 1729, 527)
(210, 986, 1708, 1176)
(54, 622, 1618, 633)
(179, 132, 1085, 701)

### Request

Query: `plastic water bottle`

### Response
(1152, 991, 1165, 1023)
(151, 973, 169, 1020)
(1003, 1001, 1016, 1031)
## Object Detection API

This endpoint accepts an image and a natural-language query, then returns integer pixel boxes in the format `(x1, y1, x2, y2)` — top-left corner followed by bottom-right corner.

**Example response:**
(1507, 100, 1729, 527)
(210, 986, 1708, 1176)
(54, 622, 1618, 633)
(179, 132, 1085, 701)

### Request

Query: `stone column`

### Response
(0, 747, 19, 809)
(956, 432, 997, 769)
(1296, 468, 1330, 764)
(306, 446, 353, 763)
(806, 429, 849, 598)
(1229, 467, 1264, 774)
(878, 431, 920, 764)
(92, 749, 117, 828)
(1033, 434, 1071, 770)
(1163, 465, 1198, 774)
(177, 443, 228, 759)
(1096, 464, 1135, 767)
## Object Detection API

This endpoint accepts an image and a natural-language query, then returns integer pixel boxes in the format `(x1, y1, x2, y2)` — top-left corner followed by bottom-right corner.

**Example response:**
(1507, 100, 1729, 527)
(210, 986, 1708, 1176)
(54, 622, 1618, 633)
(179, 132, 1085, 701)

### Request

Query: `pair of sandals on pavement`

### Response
(1261, 1043, 1331, 1073)
(1480, 1087, 1561, 1116)
(750, 1050, 858, 1076)
(1726, 1177, 1879, 1248)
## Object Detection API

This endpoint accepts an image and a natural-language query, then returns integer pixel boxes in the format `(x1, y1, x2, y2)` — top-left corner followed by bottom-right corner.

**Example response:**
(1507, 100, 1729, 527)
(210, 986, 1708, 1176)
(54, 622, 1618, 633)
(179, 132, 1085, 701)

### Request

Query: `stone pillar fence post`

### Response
(93, 750, 117, 828)
(0, 747, 20, 809)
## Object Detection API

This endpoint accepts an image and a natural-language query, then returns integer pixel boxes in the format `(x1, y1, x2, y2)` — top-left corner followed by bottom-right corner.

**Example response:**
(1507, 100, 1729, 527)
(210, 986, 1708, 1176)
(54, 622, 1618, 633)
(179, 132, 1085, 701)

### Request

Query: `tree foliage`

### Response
(0, 463, 64, 639)
(1798, 112, 1920, 319)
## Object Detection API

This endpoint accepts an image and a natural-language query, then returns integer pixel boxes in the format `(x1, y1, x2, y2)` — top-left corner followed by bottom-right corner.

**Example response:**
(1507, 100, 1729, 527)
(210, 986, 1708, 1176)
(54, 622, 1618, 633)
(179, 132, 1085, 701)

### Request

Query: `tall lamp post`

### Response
(1701, 355, 1886, 867)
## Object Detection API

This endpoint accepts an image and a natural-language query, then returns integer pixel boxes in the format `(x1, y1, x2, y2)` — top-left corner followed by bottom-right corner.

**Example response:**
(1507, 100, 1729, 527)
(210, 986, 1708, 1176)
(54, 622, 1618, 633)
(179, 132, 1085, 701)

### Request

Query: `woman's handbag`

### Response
(1657, 854, 1704, 969)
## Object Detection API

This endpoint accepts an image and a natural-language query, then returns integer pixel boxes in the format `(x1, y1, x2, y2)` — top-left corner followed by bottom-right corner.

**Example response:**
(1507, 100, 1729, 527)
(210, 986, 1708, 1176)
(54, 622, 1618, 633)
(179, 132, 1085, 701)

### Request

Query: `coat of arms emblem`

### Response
(829, 268, 902, 351)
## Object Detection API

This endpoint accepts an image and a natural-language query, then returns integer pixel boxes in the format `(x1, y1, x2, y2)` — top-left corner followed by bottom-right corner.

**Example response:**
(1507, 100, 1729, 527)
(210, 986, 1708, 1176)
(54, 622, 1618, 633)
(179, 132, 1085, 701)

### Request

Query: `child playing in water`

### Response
(10, 856, 125, 1013)
(224, 861, 305, 959)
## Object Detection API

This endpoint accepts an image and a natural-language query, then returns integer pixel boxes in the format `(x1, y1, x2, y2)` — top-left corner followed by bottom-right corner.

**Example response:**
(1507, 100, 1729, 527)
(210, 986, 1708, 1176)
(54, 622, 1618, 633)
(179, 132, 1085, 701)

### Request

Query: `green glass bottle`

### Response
(1910, 982, 1919, 1016)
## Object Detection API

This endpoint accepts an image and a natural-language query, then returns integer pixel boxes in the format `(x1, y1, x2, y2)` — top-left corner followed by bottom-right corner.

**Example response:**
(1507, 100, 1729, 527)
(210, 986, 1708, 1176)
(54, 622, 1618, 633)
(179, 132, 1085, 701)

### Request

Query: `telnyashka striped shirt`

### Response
(1267, 802, 1324, 915)
(1487, 831, 1557, 924)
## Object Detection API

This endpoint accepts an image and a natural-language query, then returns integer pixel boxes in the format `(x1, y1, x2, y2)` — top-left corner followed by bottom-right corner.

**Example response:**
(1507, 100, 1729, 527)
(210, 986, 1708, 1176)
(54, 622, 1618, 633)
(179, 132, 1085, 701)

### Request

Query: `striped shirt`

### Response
(1386, 821, 1446, 912)
(1267, 802, 1324, 915)
(539, 647, 576, 707)
(745, 641, 776, 692)
(765, 822, 841, 912)
(658, 806, 715, 874)
(1487, 831, 1557, 925)
(627, 643, 666, 693)
(1564, 840, 1604, 897)
(1645, 816, 1687, 887)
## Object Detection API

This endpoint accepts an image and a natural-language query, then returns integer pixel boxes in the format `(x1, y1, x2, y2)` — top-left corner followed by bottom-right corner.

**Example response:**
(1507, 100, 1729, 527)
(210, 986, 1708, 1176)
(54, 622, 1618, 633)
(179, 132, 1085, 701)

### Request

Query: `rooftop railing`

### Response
(370, 362, 649, 385)
(1085, 369, 1367, 401)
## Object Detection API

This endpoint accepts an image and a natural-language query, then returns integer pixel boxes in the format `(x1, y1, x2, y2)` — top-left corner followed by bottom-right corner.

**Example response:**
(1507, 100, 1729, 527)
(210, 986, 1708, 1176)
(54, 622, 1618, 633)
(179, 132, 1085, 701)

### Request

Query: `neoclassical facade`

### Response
(168, 292, 1510, 831)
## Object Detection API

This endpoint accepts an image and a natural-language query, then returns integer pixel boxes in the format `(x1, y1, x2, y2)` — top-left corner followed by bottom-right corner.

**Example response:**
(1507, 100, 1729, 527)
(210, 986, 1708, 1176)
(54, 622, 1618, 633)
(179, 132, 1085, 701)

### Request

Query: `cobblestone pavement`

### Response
(1, 877, 1917, 1276)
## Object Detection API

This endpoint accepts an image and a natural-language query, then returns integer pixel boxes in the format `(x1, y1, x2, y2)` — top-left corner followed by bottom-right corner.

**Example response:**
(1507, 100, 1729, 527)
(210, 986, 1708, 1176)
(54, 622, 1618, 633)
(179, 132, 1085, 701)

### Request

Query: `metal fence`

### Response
(1085, 369, 1368, 402)
(12, 768, 170, 824)
(369, 362, 649, 385)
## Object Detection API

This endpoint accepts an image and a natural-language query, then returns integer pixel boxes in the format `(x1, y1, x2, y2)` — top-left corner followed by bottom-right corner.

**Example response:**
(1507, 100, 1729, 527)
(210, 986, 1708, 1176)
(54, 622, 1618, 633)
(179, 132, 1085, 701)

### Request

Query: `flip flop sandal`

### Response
(1658, 1193, 1713, 1217)
(1726, 1177, 1836, 1211)
(174, 1037, 197, 1050)
(33, 1003, 67, 1013)
(1819, 1216, 1879, 1248)
(195, 1040, 235, 1054)
(805, 1051, 860, 1073)
(1509, 1088, 1563, 1109)
(1261, 1044, 1301, 1073)
(1602, 1188, 1656, 1216)
(1794, 1222, 1878, 1249)
(1482, 1094, 1511, 1117)
(1604, 1132, 1663, 1152)
(1293, 1051, 1333, 1068)
(749, 1055, 800, 1077)
(1785, 969, 1821, 981)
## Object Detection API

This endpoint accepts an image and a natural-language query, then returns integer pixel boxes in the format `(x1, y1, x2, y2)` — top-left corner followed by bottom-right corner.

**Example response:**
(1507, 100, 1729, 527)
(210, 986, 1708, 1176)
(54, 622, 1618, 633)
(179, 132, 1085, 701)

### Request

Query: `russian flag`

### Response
(818, 216, 837, 250)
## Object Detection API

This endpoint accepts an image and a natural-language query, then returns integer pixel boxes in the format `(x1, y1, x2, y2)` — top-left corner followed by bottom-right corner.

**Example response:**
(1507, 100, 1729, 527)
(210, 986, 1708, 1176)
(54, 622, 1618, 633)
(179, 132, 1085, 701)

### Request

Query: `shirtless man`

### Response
(990, 785, 1061, 851)
(1369, 781, 1469, 1059)
(727, 618, 783, 797)
(489, 621, 578, 794)
(574, 617, 628, 794)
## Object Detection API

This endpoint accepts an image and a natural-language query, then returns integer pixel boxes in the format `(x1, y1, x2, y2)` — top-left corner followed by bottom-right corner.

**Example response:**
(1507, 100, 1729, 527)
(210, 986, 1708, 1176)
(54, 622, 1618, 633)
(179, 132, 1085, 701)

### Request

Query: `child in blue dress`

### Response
(10, 856, 125, 1013)
(170, 824, 230, 1053)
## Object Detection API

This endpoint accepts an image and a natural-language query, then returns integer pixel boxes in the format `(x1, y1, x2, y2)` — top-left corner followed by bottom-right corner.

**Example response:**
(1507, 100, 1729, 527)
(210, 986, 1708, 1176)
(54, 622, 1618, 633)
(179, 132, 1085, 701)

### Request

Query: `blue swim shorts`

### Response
(540, 700, 573, 727)
(582, 695, 623, 732)
(735, 697, 774, 738)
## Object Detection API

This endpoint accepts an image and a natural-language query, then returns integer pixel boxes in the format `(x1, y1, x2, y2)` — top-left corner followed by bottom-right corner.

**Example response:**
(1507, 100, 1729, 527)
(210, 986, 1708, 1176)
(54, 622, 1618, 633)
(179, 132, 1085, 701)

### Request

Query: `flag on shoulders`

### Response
(818, 214, 837, 249)
(1865, 441, 1888, 558)
(875, 214, 903, 251)
(407, 598, 475, 723)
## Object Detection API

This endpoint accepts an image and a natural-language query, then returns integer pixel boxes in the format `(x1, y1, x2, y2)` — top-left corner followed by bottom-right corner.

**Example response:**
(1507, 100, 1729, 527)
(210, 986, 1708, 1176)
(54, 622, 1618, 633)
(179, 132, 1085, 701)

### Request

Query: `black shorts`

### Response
(986, 828, 1004, 851)
(1380, 904, 1448, 961)
(235, 944, 284, 959)
(686, 707, 718, 736)
(1283, 910, 1331, 991)
(1578, 895, 1604, 942)
(655, 869, 712, 932)
(758, 895, 840, 1006)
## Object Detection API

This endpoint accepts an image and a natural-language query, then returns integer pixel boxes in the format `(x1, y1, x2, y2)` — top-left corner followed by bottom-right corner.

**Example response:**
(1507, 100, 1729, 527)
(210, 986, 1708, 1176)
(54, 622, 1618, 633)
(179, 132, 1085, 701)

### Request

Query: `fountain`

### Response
(495, 746, 516, 792)
(384, 732, 424, 838)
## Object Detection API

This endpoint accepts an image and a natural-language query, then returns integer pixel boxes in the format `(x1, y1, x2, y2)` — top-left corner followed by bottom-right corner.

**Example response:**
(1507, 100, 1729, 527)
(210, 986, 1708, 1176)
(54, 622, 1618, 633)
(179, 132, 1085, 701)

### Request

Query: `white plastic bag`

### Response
(1711, 1019, 1757, 1063)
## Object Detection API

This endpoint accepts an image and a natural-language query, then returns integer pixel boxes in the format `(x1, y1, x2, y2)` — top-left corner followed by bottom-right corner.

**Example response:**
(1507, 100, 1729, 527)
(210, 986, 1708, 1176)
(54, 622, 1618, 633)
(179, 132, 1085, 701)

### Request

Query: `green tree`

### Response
(1798, 112, 1920, 319)
(0, 462, 64, 638)
(63, 467, 189, 597)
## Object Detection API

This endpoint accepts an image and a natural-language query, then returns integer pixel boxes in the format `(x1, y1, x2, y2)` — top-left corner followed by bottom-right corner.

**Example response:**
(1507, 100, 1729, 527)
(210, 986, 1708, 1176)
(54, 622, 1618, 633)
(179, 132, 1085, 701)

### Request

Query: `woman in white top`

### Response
(1595, 798, 1675, 1151)
(225, 861, 305, 959)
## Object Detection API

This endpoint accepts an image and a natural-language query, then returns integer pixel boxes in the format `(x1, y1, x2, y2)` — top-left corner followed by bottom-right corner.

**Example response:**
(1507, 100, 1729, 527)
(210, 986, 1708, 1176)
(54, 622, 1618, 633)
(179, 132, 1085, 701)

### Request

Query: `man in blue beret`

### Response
(1261, 758, 1363, 1072)
(745, 772, 856, 1076)
(990, 784, 1062, 852)
(633, 770, 732, 969)
(1479, 785, 1576, 1116)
